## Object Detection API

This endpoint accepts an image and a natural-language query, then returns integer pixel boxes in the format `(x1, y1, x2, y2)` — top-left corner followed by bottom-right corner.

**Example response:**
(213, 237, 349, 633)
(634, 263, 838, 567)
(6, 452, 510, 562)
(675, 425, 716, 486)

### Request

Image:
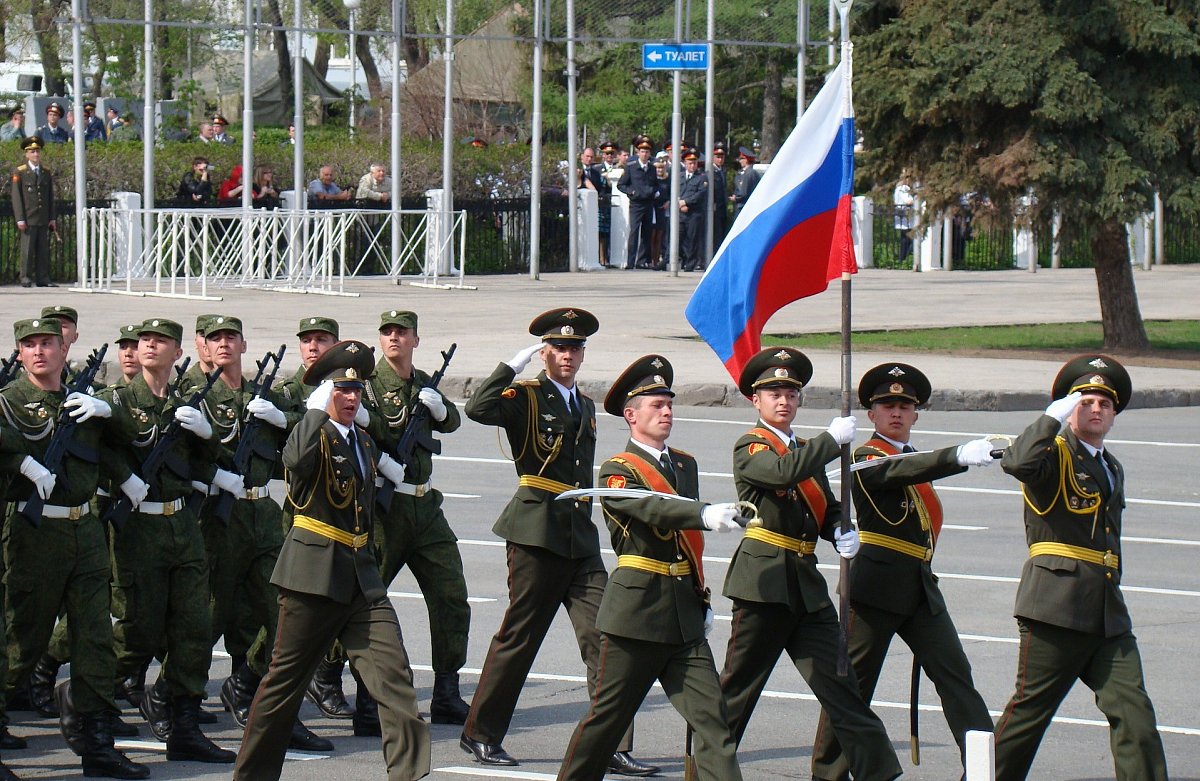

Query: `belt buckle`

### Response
(413, 484, 427, 498)
(923, 549, 933, 563)
(163, 501, 175, 517)
(68, 505, 82, 521)
(668, 562, 686, 576)
(1102, 551, 1117, 568)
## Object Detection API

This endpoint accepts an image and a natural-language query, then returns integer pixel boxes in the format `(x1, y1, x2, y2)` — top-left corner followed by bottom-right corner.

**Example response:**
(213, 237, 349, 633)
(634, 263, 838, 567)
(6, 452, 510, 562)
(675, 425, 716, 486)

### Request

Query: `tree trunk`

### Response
(1090, 219, 1149, 352)
(32, 0, 68, 95)
(314, 38, 331, 78)
(404, 3, 429, 73)
(356, 34, 383, 99)
(264, 0, 292, 111)
(760, 52, 782, 161)
(87, 22, 106, 96)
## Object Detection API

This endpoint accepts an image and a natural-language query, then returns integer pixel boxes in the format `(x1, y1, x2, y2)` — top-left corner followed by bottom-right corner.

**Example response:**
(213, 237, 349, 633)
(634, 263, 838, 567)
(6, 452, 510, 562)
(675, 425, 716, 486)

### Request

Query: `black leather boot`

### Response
(137, 677, 171, 742)
(165, 696, 235, 763)
(288, 719, 334, 752)
(306, 657, 354, 719)
(55, 681, 87, 755)
(350, 666, 381, 737)
(29, 654, 62, 718)
(429, 672, 470, 725)
(103, 711, 139, 739)
(79, 713, 150, 779)
(219, 664, 261, 728)
(0, 725, 26, 751)
(115, 660, 148, 710)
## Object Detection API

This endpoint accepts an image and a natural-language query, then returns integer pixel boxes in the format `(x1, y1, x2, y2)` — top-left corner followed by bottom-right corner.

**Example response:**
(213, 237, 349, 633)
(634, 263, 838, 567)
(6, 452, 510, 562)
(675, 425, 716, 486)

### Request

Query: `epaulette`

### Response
(15, 164, 28, 173)
(669, 447, 694, 459)
(516, 379, 540, 387)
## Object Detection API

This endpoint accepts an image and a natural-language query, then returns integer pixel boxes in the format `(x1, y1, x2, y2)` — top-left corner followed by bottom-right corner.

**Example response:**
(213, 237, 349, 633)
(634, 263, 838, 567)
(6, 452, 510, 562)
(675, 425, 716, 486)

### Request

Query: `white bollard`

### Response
(964, 729, 995, 781)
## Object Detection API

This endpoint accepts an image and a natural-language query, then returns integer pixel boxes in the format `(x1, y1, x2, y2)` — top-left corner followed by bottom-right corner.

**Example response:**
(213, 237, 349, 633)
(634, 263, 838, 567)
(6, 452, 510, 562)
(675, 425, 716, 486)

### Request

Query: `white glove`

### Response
(306, 380, 334, 412)
(377, 453, 406, 486)
(247, 397, 287, 428)
(212, 468, 244, 495)
(119, 474, 149, 508)
(175, 406, 212, 439)
(956, 438, 995, 467)
(1045, 391, 1083, 423)
(418, 387, 448, 422)
(19, 456, 56, 500)
(834, 525, 860, 559)
(825, 415, 857, 445)
(354, 401, 370, 427)
(701, 502, 741, 532)
(64, 392, 112, 422)
(506, 342, 544, 373)
(703, 608, 714, 638)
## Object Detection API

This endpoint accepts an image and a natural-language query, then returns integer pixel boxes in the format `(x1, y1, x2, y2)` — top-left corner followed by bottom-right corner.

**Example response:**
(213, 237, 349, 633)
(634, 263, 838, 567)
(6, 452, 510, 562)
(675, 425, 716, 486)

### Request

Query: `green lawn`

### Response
(761, 320, 1200, 352)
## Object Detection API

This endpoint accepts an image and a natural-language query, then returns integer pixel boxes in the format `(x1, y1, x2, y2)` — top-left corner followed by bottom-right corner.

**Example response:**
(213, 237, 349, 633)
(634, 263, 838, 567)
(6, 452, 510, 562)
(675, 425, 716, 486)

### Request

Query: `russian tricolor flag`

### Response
(686, 58, 856, 383)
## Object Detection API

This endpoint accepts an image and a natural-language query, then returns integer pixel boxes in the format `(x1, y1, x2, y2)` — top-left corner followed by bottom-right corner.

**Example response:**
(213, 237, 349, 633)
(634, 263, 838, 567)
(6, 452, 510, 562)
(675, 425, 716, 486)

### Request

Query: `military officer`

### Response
(99, 318, 234, 762)
(234, 340, 430, 781)
(0, 317, 149, 779)
(10, 136, 57, 288)
(677, 150, 708, 271)
(717, 347, 902, 781)
(362, 310, 471, 726)
(36, 102, 71, 144)
(461, 308, 657, 777)
(557, 355, 743, 781)
(617, 137, 658, 270)
(811, 363, 996, 779)
(708, 141, 729, 252)
(993, 355, 1168, 780)
(730, 147, 762, 221)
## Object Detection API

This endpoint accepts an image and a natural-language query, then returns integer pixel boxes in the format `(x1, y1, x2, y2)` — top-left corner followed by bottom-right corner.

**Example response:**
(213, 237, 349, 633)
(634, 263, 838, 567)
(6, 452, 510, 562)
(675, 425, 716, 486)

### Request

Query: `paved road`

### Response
(9, 404, 1199, 780)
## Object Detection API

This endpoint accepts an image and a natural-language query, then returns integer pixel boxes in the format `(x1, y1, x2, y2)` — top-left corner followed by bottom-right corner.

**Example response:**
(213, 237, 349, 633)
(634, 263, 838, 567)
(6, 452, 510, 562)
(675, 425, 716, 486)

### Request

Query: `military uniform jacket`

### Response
(0, 375, 132, 506)
(850, 437, 965, 617)
(364, 359, 460, 486)
(10, 163, 55, 226)
(275, 410, 386, 604)
(37, 124, 70, 144)
(1002, 415, 1130, 638)
(596, 443, 708, 645)
(185, 374, 288, 488)
(732, 167, 762, 209)
(276, 367, 314, 410)
(678, 171, 708, 219)
(723, 425, 843, 611)
(465, 363, 598, 559)
(618, 161, 658, 202)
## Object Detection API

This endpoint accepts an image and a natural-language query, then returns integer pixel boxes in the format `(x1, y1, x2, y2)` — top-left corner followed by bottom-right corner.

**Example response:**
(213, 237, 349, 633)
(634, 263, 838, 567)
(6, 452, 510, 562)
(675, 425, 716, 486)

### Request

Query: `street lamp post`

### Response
(344, 0, 361, 137)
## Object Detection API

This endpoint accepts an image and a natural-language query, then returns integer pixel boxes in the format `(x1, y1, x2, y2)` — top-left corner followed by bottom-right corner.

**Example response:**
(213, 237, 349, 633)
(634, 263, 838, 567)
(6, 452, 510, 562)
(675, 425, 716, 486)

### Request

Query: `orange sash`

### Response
(860, 437, 943, 543)
(609, 450, 706, 592)
(748, 427, 829, 529)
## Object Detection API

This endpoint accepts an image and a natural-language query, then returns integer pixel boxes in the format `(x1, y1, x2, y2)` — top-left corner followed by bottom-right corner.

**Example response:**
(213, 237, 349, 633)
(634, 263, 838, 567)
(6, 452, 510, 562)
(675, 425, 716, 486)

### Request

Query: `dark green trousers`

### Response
(557, 633, 740, 781)
(994, 618, 1168, 781)
(111, 507, 212, 697)
(811, 600, 993, 779)
(719, 600, 901, 781)
(233, 588, 431, 781)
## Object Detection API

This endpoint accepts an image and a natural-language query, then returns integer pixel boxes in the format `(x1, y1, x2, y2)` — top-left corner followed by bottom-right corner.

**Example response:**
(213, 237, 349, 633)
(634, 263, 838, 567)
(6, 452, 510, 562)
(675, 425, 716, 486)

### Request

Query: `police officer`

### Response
(717, 347, 901, 781)
(10, 136, 57, 288)
(708, 141, 729, 252)
(677, 150, 708, 272)
(460, 308, 656, 777)
(36, 102, 70, 144)
(556, 355, 743, 781)
(617, 137, 658, 270)
(811, 363, 996, 779)
(730, 147, 762, 221)
(993, 355, 1169, 780)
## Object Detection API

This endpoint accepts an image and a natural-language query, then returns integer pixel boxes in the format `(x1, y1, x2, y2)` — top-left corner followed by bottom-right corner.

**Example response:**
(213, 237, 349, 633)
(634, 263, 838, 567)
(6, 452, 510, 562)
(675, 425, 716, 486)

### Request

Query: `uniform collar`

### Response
(629, 437, 669, 463)
(874, 432, 910, 451)
(546, 375, 576, 406)
(757, 419, 796, 448)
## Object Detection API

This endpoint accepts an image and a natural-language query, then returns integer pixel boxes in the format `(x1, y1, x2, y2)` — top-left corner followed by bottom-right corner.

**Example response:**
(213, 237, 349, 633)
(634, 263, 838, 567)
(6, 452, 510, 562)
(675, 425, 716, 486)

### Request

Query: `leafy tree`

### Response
(853, 0, 1200, 351)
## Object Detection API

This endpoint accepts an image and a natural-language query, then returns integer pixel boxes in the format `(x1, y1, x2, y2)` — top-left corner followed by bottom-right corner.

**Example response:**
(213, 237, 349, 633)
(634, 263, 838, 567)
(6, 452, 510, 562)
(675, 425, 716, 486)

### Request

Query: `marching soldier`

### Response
(276, 317, 340, 410)
(460, 308, 657, 777)
(112, 325, 142, 386)
(234, 340, 431, 781)
(717, 347, 902, 781)
(994, 355, 1169, 780)
(0, 317, 149, 779)
(362, 310, 471, 726)
(556, 355, 743, 781)
(811, 363, 996, 779)
(10, 136, 57, 288)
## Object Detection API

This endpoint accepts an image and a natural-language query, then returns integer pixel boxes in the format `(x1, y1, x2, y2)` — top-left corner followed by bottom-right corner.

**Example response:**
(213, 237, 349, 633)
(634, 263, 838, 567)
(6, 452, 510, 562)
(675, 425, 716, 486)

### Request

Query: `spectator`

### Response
(730, 146, 762, 221)
(108, 113, 141, 142)
(307, 165, 352, 202)
(616, 136, 657, 269)
(355, 163, 392, 204)
(650, 152, 670, 268)
(211, 115, 235, 144)
(594, 141, 619, 267)
(197, 122, 215, 143)
(893, 171, 915, 262)
(0, 107, 24, 142)
(678, 149, 708, 271)
(177, 157, 213, 206)
(81, 101, 107, 142)
(218, 165, 245, 202)
(37, 102, 70, 144)
(709, 141, 729, 252)
(281, 123, 296, 146)
(618, 148, 630, 167)
(252, 166, 280, 209)
(105, 106, 121, 135)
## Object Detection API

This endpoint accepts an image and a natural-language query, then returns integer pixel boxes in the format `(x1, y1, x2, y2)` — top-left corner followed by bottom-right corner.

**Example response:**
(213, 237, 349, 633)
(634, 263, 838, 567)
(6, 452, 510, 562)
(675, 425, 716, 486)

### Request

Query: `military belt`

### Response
(616, 554, 692, 577)
(293, 514, 369, 550)
(744, 526, 817, 555)
(16, 501, 89, 521)
(374, 476, 431, 497)
(859, 530, 933, 562)
(137, 497, 185, 517)
(205, 483, 270, 500)
(1029, 542, 1118, 569)
(519, 474, 590, 500)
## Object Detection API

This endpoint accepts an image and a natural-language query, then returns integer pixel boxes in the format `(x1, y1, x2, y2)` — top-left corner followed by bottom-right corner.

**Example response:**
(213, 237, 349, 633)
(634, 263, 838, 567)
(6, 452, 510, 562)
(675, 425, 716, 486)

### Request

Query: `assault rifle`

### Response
(101, 366, 224, 532)
(377, 342, 457, 512)
(210, 345, 286, 524)
(170, 357, 192, 395)
(20, 344, 109, 527)
(0, 349, 19, 388)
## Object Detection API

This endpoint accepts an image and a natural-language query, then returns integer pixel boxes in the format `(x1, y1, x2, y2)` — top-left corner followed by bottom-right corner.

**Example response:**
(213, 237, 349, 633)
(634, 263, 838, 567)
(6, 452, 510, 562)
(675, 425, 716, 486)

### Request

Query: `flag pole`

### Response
(834, 0, 854, 678)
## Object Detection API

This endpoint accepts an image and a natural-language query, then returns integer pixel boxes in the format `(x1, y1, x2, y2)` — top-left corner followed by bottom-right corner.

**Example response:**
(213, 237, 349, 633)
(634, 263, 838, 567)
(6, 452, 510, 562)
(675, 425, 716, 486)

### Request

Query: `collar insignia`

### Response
(542, 413, 556, 421)
(888, 366, 906, 377)
(1075, 470, 1091, 482)
(1089, 357, 1108, 369)
(333, 455, 347, 463)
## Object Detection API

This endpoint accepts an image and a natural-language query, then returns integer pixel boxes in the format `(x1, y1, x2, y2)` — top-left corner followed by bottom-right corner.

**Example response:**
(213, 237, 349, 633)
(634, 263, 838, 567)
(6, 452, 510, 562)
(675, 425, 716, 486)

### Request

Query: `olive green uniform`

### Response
(557, 444, 740, 781)
(994, 416, 1168, 780)
(10, 159, 55, 287)
(811, 436, 992, 779)
(719, 424, 901, 781)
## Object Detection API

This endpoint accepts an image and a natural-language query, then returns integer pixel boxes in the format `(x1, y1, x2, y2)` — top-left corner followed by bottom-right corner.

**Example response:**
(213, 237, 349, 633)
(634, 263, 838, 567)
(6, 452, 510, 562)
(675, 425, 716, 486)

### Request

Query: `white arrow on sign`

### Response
(648, 50, 663, 62)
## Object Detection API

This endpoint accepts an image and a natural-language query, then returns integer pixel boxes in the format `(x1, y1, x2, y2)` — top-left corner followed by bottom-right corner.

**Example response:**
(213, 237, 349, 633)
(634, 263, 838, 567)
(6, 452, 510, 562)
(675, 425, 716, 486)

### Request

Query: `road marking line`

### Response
(434, 768, 556, 779)
(389, 590, 496, 603)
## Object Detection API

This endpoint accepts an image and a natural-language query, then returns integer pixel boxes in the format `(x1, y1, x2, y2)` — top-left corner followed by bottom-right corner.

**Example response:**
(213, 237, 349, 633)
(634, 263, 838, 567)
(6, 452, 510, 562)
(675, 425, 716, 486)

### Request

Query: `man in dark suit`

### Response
(461, 309, 656, 777)
(557, 355, 743, 781)
(994, 355, 1168, 781)
(10, 136, 57, 287)
(718, 347, 902, 781)
(617, 137, 658, 269)
(234, 340, 431, 781)
(730, 147, 762, 222)
(677, 150, 708, 271)
(811, 362, 996, 779)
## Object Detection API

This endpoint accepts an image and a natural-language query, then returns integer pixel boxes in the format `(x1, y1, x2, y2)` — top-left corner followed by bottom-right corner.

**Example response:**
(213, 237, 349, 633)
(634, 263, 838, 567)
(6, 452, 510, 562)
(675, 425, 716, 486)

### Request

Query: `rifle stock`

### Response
(0, 349, 19, 388)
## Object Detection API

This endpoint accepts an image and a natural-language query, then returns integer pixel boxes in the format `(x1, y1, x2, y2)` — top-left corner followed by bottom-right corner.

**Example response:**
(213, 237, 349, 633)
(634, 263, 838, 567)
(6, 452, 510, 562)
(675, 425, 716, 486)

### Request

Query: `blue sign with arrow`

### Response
(642, 43, 710, 71)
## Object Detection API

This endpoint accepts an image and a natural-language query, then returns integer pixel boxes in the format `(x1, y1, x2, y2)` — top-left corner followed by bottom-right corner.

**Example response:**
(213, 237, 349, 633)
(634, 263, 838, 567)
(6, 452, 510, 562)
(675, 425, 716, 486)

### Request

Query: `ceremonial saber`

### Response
(910, 655, 921, 765)
(556, 489, 762, 528)
(826, 435, 1013, 478)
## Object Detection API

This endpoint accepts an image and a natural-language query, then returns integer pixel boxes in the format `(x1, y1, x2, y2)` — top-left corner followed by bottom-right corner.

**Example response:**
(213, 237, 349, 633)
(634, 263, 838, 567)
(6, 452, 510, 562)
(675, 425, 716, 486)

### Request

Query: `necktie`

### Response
(659, 452, 677, 487)
(568, 393, 582, 430)
(788, 439, 798, 451)
(347, 430, 363, 481)
(902, 444, 916, 454)
(686, 173, 692, 181)
(1095, 450, 1113, 490)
